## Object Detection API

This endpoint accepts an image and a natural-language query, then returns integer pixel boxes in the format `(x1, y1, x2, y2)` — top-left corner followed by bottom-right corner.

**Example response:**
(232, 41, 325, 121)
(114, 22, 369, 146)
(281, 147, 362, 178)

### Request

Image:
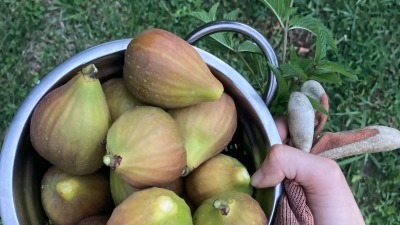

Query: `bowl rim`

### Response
(0, 38, 282, 225)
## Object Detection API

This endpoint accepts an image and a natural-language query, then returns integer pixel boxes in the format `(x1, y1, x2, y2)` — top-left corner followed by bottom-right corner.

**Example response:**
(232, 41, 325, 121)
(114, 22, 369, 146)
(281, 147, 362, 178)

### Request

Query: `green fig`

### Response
(169, 93, 237, 175)
(110, 170, 184, 206)
(41, 166, 112, 225)
(103, 106, 186, 188)
(123, 28, 224, 108)
(102, 78, 143, 122)
(185, 154, 253, 206)
(77, 215, 109, 225)
(107, 187, 193, 225)
(109, 170, 140, 206)
(30, 64, 111, 175)
(193, 191, 267, 225)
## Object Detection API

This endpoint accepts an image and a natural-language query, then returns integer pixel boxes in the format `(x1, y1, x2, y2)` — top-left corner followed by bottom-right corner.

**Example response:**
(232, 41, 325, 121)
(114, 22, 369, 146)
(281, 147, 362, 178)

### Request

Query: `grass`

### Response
(1, 0, 399, 224)
(316, 1, 400, 223)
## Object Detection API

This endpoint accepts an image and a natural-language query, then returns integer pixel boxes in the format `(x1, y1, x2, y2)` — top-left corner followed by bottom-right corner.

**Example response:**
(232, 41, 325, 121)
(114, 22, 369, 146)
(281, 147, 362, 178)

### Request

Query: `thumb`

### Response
(251, 144, 340, 190)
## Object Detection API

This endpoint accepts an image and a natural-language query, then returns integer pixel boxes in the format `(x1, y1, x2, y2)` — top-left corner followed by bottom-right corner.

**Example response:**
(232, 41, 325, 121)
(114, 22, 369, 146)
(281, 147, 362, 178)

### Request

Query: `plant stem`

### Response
(282, 19, 289, 63)
(282, 0, 294, 63)
(236, 51, 256, 77)
(213, 199, 230, 216)
(103, 154, 122, 169)
(82, 64, 98, 78)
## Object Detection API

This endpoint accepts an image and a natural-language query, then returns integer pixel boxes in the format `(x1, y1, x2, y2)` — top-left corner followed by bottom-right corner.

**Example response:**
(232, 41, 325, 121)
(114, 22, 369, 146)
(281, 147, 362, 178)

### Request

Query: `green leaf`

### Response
(187, 2, 220, 23)
(268, 63, 289, 101)
(254, 54, 269, 80)
(289, 63, 308, 80)
(306, 95, 329, 115)
(288, 45, 298, 61)
(279, 63, 307, 80)
(188, 10, 211, 23)
(289, 16, 337, 53)
(209, 33, 235, 51)
(259, 0, 294, 28)
(297, 58, 314, 72)
(309, 72, 342, 84)
(314, 25, 327, 62)
(223, 8, 241, 21)
(237, 40, 262, 54)
(279, 63, 299, 77)
(189, 3, 237, 52)
(316, 61, 358, 80)
(202, 34, 236, 52)
(208, 2, 220, 21)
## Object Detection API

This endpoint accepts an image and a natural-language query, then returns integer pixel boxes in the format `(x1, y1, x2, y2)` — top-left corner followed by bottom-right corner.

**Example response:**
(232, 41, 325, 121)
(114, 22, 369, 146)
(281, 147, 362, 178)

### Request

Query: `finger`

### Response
(251, 144, 340, 190)
(274, 116, 289, 144)
(314, 93, 329, 139)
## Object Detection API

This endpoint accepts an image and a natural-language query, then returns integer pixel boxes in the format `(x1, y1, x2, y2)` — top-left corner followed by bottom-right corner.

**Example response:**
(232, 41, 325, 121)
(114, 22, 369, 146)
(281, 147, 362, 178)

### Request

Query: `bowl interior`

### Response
(1, 41, 281, 225)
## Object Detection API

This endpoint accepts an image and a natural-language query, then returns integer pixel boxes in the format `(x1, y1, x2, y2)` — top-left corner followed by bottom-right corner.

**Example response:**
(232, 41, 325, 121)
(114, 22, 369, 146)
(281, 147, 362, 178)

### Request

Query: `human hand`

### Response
(251, 119, 365, 225)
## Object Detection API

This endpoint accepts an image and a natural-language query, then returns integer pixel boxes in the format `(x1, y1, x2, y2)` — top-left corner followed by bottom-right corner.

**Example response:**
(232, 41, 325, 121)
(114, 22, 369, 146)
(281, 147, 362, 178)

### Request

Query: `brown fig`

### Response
(193, 191, 267, 225)
(103, 106, 186, 188)
(102, 78, 143, 122)
(110, 170, 184, 206)
(30, 64, 111, 175)
(107, 187, 193, 225)
(164, 177, 184, 197)
(77, 215, 109, 225)
(41, 166, 112, 225)
(123, 28, 224, 108)
(185, 154, 253, 206)
(169, 93, 237, 175)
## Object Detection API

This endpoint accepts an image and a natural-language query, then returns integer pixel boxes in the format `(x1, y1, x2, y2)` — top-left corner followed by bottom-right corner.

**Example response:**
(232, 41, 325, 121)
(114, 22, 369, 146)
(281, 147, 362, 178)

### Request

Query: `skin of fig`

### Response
(123, 28, 224, 108)
(77, 215, 109, 225)
(104, 106, 186, 188)
(41, 166, 113, 225)
(110, 170, 184, 206)
(101, 78, 143, 122)
(30, 71, 111, 175)
(185, 154, 253, 206)
(109, 170, 140, 206)
(107, 187, 193, 225)
(193, 191, 267, 225)
(168, 92, 237, 174)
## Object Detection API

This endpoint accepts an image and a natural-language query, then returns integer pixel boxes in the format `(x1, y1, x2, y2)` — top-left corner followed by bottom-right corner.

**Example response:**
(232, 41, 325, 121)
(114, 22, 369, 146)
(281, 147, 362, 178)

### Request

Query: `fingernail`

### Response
(251, 170, 263, 186)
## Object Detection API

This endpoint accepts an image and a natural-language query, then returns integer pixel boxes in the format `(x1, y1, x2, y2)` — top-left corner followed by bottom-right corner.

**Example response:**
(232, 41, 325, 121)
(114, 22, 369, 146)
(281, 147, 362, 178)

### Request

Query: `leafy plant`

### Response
(189, 0, 358, 116)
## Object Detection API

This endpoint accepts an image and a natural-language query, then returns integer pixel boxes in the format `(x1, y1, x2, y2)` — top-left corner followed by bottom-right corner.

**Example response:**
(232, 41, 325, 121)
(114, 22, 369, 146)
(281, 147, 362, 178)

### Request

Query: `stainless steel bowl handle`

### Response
(185, 20, 279, 106)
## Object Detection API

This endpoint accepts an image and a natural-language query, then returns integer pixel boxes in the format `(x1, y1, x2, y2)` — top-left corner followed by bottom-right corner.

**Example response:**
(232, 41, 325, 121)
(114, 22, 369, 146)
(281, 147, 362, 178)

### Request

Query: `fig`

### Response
(123, 28, 224, 108)
(77, 215, 109, 225)
(169, 93, 237, 174)
(102, 78, 143, 122)
(164, 177, 184, 197)
(30, 64, 111, 175)
(109, 170, 140, 206)
(110, 170, 184, 206)
(103, 106, 186, 188)
(41, 166, 112, 225)
(193, 191, 267, 225)
(185, 154, 253, 206)
(107, 187, 193, 225)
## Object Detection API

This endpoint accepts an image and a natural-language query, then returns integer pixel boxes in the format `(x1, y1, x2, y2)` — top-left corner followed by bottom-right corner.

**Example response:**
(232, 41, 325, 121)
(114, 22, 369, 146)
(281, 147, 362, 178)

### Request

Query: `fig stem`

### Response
(103, 154, 122, 169)
(81, 64, 98, 78)
(181, 167, 191, 177)
(213, 199, 230, 216)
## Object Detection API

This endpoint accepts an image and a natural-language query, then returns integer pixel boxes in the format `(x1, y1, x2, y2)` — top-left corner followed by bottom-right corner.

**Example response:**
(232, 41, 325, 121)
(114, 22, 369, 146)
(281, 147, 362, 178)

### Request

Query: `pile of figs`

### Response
(30, 28, 268, 225)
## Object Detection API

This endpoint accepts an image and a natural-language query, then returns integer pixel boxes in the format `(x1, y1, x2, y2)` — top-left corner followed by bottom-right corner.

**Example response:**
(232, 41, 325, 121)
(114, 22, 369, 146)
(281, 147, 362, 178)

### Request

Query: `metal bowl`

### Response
(0, 34, 282, 224)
